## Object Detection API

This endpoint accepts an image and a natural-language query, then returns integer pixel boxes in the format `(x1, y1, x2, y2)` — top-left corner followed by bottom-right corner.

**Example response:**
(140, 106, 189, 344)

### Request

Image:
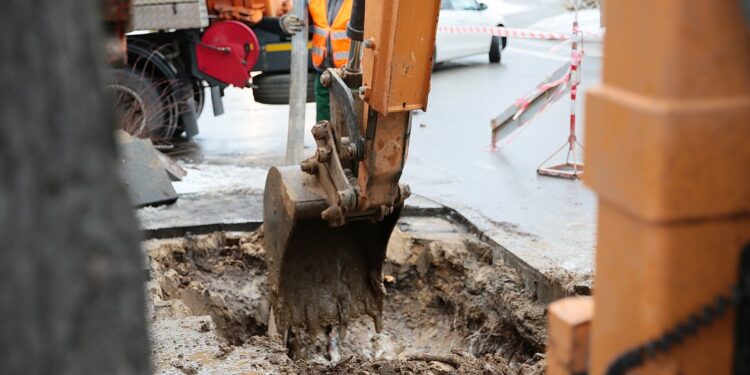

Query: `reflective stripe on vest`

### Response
(331, 31, 349, 40)
(312, 26, 327, 37)
(309, 0, 352, 69)
(333, 51, 350, 60)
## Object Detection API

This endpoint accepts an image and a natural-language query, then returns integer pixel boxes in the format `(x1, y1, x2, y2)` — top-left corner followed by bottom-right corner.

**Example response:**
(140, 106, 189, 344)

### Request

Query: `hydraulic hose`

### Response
(347, 0, 365, 41)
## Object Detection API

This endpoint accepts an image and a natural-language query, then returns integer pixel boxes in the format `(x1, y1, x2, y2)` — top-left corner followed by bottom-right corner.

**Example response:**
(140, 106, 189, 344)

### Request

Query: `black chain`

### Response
(605, 286, 741, 375)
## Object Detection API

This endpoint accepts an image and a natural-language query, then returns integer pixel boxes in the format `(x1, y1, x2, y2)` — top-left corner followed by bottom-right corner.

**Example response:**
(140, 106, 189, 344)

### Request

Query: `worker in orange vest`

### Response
(281, 0, 352, 122)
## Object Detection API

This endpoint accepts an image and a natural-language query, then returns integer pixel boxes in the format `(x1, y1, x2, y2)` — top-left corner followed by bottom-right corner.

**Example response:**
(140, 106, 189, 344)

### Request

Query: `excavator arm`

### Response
(263, 0, 440, 353)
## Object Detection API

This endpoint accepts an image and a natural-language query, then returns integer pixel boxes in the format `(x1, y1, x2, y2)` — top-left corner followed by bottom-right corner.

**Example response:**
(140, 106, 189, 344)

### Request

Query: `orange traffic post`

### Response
(583, 0, 750, 374)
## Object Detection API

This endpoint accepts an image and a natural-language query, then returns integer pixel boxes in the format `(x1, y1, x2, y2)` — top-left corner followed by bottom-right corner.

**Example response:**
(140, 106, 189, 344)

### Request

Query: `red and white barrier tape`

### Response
(438, 25, 605, 42)
(438, 25, 570, 40)
(509, 48, 582, 122)
(488, 21, 588, 151)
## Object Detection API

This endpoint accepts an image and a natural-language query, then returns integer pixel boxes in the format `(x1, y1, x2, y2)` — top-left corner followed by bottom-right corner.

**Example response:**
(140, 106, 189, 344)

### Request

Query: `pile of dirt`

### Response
(144, 218, 548, 374)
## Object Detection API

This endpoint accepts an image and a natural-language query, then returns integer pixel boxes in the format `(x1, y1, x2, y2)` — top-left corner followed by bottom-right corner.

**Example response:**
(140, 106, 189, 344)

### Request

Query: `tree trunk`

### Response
(0, 1, 150, 374)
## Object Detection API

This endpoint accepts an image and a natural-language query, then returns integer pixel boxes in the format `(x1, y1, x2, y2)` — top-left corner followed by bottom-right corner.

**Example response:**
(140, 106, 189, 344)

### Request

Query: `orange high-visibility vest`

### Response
(309, 0, 352, 69)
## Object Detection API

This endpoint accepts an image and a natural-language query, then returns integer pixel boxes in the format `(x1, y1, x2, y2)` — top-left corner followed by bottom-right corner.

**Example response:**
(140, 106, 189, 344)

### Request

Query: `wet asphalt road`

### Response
(184, 5, 602, 278)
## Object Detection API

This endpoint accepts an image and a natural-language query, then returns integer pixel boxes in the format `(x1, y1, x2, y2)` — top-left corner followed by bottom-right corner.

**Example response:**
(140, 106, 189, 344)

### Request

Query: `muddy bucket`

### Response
(263, 166, 401, 353)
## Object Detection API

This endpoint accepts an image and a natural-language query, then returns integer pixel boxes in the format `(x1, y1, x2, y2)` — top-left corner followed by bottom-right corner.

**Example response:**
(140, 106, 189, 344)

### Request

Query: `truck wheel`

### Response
(106, 69, 167, 140)
(489, 36, 502, 63)
(253, 73, 315, 105)
(126, 39, 181, 140)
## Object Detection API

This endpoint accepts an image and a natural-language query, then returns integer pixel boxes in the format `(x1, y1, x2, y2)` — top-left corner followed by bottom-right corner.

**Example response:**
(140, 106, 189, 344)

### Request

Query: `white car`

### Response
(435, 0, 507, 64)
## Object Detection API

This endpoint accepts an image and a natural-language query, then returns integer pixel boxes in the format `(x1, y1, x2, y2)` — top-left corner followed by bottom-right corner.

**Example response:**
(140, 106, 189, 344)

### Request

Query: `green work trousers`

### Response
(314, 72, 330, 123)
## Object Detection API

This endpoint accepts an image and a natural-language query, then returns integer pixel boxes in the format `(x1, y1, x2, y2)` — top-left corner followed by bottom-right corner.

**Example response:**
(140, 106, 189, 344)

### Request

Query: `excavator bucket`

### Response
(263, 166, 400, 343)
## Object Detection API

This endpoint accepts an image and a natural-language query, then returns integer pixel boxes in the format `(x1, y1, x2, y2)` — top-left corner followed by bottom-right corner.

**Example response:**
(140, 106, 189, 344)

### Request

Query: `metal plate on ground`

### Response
(118, 133, 178, 207)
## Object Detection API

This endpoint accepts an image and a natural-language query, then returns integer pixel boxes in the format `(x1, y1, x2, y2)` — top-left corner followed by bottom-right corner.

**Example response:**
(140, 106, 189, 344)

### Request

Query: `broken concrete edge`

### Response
(140, 194, 584, 305)
(404, 195, 590, 303)
(405, 200, 585, 304)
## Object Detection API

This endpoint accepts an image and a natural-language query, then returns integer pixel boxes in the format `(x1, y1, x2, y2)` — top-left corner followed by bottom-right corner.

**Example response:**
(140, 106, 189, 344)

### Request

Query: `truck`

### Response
(107, 0, 314, 142)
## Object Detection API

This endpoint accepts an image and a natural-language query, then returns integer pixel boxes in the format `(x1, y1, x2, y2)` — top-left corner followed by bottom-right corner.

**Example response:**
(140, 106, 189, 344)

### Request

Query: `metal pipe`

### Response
(345, 40, 363, 73)
(285, 6, 309, 165)
(345, 0, 365, 73)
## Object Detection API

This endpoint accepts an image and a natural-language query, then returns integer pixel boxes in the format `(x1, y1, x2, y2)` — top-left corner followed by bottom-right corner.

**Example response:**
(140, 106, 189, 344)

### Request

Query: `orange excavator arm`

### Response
(263, 0, 440, 354)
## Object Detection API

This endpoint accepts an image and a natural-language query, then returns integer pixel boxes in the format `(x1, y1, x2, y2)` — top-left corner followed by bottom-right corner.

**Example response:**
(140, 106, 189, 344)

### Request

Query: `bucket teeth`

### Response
(263, 166, 401, 354)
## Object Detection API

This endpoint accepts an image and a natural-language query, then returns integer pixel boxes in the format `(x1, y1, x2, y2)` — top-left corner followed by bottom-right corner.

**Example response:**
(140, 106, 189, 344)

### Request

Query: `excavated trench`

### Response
(145, 216, 548, 374)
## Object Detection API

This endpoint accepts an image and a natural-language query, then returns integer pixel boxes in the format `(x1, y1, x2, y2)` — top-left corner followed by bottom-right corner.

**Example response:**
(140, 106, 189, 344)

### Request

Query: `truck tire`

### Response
(253, 73, 315, 105)
(126, 39, 182, 140)
(489, 36, 502, 63)
(106, 69, 168, 140)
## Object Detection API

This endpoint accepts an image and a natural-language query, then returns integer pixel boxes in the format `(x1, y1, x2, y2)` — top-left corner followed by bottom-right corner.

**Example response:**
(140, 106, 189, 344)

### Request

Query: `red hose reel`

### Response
(196, 21, 260, 88)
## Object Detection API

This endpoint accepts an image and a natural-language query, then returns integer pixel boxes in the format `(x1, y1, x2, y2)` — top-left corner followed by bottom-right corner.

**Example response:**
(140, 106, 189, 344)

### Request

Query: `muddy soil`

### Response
(144, 217, 548, 374)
